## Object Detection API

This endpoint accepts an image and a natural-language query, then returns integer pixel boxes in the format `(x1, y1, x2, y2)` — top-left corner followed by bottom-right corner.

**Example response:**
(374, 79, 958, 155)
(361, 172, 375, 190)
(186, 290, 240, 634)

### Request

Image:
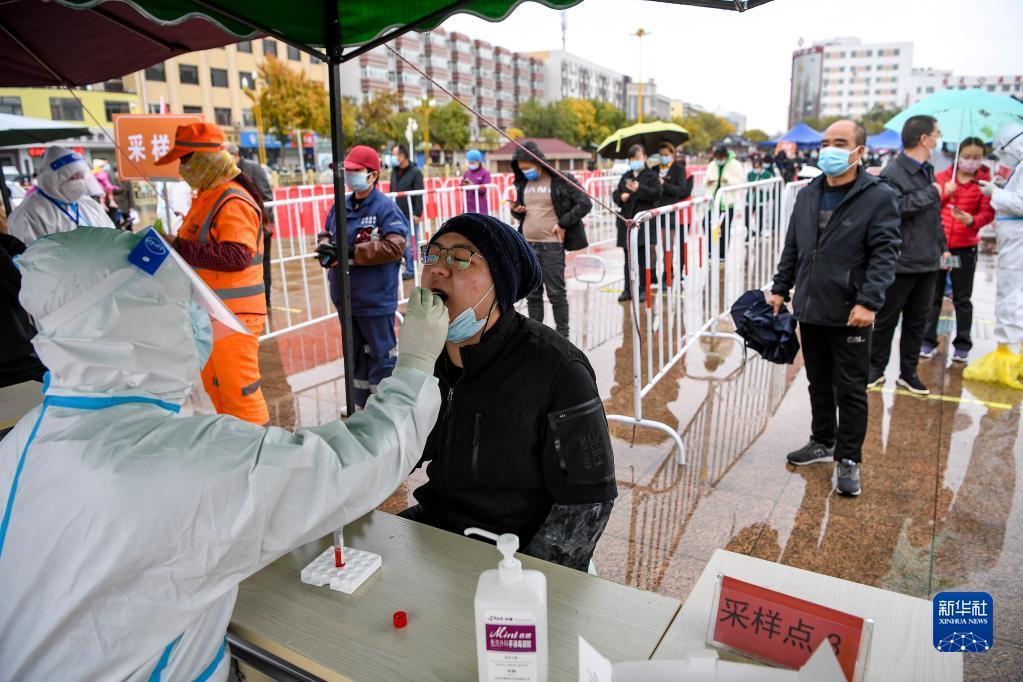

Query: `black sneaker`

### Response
(617, 291, 632, 302)
(897, 374, 930, 395)
(786, 439, 835, 466)
(867, 371, 885, 388)
(836, 459, 861, 496)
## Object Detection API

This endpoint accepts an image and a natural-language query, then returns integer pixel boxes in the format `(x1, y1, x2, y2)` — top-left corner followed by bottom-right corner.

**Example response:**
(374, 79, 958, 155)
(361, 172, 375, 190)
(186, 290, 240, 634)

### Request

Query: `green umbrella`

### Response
(597, 121, 690, 159)
(885, 88, 1023, 144)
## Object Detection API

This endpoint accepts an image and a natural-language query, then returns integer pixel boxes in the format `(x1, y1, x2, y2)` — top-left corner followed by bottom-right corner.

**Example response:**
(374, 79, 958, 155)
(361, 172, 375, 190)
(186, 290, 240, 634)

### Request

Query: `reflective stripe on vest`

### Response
(188, 183, 267, 316)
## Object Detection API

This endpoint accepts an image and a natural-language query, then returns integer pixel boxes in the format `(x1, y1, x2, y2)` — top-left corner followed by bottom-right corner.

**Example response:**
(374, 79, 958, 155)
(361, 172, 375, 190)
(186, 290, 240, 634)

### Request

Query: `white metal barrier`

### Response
(259, 183, 509, 338)
(604, 195, 714, 465)
(604, 176, 804, 465)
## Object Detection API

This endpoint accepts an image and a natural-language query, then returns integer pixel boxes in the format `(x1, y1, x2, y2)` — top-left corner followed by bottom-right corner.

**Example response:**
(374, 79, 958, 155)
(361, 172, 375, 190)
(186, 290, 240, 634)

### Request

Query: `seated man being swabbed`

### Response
(399, 213, 617, 572)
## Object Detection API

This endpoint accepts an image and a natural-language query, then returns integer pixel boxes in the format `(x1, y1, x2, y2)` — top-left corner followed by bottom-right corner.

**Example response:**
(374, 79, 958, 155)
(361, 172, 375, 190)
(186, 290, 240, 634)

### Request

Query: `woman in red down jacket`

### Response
(921, 137, 995, 363)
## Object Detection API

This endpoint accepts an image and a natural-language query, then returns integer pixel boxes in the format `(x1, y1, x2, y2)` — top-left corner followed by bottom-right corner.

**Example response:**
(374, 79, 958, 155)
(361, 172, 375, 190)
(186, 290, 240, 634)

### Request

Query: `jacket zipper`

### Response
(471, 412, 481, 478)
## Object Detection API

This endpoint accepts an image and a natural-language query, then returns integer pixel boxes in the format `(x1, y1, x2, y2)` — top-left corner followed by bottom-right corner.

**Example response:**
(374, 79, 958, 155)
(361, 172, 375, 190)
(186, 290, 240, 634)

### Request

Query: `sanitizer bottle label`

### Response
(484, 611, 537, 681)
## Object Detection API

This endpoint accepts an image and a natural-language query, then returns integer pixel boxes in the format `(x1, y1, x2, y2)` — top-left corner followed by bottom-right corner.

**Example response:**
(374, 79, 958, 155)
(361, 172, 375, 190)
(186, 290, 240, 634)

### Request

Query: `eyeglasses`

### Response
(420, 244, 485, 270)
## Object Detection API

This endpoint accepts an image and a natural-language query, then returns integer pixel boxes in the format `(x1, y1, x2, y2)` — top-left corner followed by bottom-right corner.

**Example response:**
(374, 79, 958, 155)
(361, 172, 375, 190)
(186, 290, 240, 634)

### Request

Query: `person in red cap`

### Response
(156, 122, 270, 425)
(317, 145, 409, 409)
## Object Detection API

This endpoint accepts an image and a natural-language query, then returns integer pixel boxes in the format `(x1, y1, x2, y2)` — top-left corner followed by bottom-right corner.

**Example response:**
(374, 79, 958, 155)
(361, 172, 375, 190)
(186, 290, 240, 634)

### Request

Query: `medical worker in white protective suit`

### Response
(964, 122, 1023, 389)
(8, 146, 115, 245)
(0, 226, 448, 680)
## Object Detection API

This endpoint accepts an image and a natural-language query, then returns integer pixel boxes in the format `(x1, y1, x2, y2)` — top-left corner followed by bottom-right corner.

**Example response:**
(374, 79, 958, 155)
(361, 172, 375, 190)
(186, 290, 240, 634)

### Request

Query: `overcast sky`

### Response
(442, 0, 1023, 133)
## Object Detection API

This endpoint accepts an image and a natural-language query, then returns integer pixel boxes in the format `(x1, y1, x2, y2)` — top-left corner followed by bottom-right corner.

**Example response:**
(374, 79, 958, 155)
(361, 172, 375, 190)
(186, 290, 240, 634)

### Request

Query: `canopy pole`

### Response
(327, 1, 356, 417)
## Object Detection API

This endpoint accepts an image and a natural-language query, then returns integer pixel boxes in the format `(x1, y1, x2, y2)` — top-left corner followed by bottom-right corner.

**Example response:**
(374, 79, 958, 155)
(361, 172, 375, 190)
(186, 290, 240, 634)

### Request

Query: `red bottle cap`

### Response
(393, 611, 408, 629)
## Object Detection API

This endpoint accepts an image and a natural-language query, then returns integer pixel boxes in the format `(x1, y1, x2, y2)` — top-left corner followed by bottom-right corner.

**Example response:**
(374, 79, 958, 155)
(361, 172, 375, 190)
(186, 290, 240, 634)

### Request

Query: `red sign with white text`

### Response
(711, 576, 867, 682)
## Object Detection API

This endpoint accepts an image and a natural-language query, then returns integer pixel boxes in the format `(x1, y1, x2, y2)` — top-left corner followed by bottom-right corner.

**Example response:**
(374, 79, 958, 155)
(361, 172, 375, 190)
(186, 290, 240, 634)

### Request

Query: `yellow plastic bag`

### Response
(963, 345, 1023, 390)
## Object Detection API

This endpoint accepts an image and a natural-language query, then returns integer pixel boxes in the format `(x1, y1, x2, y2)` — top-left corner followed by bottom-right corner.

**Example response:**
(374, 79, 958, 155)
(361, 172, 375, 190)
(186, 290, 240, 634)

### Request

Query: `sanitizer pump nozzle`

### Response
(464, 527, 522, 582)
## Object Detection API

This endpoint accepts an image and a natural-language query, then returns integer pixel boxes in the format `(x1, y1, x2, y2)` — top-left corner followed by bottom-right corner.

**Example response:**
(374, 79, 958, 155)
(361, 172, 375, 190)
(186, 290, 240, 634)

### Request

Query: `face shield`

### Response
(993, 123, 1023, 170)
(37, 147, 103, 203)
(35, 227, 249, 342)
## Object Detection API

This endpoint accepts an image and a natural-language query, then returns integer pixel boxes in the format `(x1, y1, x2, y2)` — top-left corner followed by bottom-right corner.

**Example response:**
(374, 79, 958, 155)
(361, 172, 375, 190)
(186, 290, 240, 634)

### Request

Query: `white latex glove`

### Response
(978, 180, 996, 197)
(395, 287, 449, 375)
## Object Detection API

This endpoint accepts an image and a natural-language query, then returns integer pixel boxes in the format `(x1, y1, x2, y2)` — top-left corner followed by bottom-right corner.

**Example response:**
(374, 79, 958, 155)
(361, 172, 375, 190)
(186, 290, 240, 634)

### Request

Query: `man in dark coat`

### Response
(390, 144, 425, 279)
(613, 144, 662, 302)
(869, 115, 949, 395)
(0, 233, 47, 390)
(769, 120, 901, 497)
(509, 141, 591, 337)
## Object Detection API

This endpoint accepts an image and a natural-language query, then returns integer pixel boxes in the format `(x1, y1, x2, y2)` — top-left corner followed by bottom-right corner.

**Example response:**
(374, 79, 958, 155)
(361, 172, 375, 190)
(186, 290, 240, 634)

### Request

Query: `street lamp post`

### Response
(632, 28, 649, 123)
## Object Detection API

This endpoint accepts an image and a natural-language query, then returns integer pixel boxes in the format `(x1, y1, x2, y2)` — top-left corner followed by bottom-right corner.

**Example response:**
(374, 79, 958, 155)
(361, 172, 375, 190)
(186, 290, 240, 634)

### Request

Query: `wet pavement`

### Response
(254, 245, 1021, 679)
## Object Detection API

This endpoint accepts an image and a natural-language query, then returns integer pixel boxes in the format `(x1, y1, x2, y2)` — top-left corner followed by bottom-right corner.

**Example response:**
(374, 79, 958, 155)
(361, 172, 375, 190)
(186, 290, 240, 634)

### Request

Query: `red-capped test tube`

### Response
(333, 528, 345, 568)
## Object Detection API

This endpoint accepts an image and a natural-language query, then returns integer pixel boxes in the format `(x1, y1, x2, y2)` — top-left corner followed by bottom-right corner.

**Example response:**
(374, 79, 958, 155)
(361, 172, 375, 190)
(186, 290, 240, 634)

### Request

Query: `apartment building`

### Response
(907, 70, 1023, 106)
(625, 80, 671, 121)
(528, 49, 627, 110)
(790, 37, 913, 126)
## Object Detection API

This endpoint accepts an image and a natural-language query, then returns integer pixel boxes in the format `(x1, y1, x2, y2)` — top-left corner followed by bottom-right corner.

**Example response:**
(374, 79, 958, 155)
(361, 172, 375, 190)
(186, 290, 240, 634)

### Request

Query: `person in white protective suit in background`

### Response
(0, 226, 448, 680)
(964, 122, 1023, 389)
(7, 146, 115, 245)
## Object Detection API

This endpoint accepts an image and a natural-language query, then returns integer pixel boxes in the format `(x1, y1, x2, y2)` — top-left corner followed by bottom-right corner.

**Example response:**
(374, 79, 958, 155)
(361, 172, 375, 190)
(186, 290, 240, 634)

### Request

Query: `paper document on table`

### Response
(579, 637, 844, 681)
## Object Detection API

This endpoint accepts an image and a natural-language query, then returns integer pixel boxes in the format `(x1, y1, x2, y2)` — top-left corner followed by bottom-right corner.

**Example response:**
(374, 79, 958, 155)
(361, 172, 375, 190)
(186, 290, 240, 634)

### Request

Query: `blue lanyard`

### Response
(36, 188, 81, 226)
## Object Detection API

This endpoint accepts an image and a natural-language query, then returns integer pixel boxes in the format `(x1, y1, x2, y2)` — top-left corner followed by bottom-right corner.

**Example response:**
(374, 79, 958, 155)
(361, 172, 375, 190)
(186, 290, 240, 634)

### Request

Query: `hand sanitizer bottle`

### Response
(464, 528, 548, 682)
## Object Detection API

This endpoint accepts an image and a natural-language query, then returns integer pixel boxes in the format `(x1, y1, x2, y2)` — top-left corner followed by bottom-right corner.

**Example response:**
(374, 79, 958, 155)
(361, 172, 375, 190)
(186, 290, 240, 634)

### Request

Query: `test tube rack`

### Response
(299, 546, 381, 595)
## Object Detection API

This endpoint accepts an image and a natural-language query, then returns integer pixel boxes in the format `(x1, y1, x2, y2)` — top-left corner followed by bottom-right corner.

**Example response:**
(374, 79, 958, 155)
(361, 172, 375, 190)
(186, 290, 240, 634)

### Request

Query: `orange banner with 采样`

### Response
(112, 113, 204, 181)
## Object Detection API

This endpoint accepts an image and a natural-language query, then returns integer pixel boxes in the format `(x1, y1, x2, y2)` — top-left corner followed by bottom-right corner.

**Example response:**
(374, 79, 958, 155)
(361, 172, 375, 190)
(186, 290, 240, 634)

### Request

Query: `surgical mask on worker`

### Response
(447, 285, 495, 343)
(629, 159, 645, 172)
(715, 158, 726, 167)
(468, 162, 480, 171)
(957, 158, 982, 174)
(523, 168, 540, 181)
(59, 178, 89, 203)
(659, 154, 672, 166)
(345, 170, 372, 192)
(818, 147, 855, 177)
(188, 301, 213, 366)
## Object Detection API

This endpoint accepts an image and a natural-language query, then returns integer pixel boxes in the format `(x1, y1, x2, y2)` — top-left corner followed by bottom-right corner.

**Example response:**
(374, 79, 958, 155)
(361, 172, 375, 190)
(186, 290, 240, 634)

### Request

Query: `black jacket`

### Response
(771, 168, 902, 326)
(0, 233, 46, 388)
(612, 166, 662, 247)
(880, 152, 947, 274)
(391, 162, 425, 218)
(510, 142, 592, 247)
(657, 162, 693, 206)
(413, 311, 617, 547)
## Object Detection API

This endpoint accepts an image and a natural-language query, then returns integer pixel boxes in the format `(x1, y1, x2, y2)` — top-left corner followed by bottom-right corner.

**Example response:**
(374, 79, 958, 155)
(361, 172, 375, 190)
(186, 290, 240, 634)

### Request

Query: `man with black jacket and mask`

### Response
(613, 144, 662, 302)
(769, 120, 901, 497)
(869, 115, 949, 395)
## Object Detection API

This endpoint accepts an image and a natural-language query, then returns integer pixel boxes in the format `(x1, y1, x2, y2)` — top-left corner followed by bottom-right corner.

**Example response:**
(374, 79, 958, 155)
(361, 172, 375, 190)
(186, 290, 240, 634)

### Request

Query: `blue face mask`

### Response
(345, 170, 372, 192)
(629, 159, 645, 172)
(659, 154, 673, 165)
(188, 301, 213, 367)
(447, 285, 495, 343)
(818, 146, 856, 177)
(523, 168, 540, 181)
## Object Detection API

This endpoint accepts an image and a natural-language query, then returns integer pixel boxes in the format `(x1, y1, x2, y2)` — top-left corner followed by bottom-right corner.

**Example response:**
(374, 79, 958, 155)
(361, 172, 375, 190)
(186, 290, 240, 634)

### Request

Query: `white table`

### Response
(653, 549, 962, 681)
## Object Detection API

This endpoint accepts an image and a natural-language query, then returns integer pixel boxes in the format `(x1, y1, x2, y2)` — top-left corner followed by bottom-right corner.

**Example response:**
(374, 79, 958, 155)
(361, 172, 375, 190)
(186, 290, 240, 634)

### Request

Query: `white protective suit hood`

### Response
(994, 122, 1023, 171)
(17, 227, 204, 405)
(37, 146, 104, 202)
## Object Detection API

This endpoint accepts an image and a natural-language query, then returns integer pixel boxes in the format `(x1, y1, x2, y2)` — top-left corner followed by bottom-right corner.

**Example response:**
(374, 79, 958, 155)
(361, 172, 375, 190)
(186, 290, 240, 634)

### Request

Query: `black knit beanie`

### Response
(431, 213, 542, 313)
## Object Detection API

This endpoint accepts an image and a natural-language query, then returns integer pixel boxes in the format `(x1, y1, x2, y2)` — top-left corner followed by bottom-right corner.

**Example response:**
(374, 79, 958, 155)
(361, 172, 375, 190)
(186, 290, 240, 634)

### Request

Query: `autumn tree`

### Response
(745, 128, 770, 143)
(676, 111, 736, 152)
(861, 105, 902, 134)
(430, 101, 471, 153)
(353, 92, 402, 150)
(248, 56, 329, 142)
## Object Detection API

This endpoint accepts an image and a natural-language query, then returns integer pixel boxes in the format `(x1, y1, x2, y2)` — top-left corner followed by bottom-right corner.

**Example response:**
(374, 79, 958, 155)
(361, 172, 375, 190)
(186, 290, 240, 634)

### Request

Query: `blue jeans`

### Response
(403, 219, 419, 278)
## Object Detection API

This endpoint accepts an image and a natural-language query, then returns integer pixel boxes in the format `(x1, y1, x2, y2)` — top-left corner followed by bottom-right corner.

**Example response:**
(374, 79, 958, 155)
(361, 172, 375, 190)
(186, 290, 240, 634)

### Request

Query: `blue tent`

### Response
(776, 122, 823, 147)
(866, 128, 901, 151)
